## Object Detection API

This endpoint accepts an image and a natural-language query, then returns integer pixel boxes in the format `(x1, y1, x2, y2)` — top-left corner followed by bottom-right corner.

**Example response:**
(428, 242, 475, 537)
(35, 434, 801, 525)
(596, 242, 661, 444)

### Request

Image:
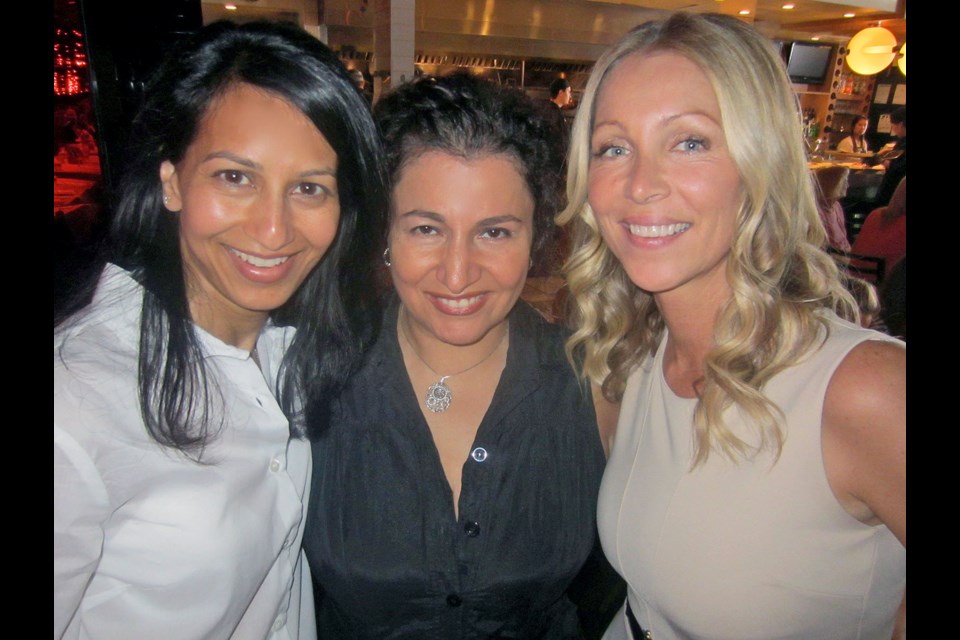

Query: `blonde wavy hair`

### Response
(558, 12, 858, 466)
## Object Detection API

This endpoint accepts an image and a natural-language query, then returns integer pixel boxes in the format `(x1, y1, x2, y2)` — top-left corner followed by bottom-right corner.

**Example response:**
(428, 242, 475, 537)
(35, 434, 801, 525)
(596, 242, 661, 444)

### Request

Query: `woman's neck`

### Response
(660, 306, 716, 372)
(397, 306, 509, 377)
(188, 296, 266, 352)
(655, 280, 730, 397)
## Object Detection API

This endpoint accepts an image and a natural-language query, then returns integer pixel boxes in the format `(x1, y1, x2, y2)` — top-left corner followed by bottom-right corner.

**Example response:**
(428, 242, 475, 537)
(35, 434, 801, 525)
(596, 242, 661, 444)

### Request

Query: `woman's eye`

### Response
(480, 228, 513, 240)
(674, 137, 707, 152)
(293, 182, 330, 198)
(594, 144, 628, 159)
(216, 169, 249, 185)
(412, 225, 438, 236)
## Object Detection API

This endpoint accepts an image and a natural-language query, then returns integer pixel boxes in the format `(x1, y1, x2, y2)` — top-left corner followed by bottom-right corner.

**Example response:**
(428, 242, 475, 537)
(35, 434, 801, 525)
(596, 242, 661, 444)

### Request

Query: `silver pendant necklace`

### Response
(424, 376, 454, 413)
(399, 312, 507, 414)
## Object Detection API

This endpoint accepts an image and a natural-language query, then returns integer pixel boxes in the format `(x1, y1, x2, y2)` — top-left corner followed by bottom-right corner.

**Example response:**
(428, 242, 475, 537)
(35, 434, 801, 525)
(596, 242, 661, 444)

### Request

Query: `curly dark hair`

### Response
(373, 72, 565, 270)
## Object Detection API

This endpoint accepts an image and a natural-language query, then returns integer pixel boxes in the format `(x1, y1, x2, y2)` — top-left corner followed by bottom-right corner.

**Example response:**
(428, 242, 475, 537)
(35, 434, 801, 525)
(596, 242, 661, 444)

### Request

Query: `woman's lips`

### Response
(427, 293, 486, 315)
(228, 247, 291, 268)
(626, 222, 691, 238)
(620, 221, 692, 247)
(226, 246, 296, 283)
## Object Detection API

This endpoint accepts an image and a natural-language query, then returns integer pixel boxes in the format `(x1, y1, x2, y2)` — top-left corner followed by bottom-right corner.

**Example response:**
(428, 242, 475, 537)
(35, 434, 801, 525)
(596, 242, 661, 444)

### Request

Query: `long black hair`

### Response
(59, 20, 387, 456)
(373, 72, 565, 271)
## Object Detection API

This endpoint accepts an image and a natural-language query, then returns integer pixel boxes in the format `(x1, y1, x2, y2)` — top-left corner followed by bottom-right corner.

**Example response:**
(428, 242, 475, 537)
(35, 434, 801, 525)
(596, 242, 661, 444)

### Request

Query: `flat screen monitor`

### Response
(786, 41, 834, 85)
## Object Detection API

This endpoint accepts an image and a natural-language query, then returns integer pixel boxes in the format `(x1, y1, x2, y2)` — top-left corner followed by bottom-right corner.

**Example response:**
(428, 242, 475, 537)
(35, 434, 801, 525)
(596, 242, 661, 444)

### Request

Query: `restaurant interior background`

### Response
(53, 0, 906, 315)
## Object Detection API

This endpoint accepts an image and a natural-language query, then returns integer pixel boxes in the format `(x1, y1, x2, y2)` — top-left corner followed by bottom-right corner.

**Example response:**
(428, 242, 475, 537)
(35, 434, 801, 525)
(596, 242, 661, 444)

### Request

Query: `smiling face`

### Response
(160, 83, 341, 346)
(587, 51, 742, 305)
(387, 150, 534, 348)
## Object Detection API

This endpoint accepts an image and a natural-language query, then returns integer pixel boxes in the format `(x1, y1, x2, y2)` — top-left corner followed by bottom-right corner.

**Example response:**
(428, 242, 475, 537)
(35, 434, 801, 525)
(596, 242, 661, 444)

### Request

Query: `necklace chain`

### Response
(398, 310, 507, 413)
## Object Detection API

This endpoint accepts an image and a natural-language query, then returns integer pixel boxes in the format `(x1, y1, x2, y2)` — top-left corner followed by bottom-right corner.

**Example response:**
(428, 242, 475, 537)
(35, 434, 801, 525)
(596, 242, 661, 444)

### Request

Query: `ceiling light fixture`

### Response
(782, 4, 795, 9)
(845, 25, 902, 75)
(739, 9, 750, 15)
(843, 13, 855, 18)
(225, 4, 238, 9)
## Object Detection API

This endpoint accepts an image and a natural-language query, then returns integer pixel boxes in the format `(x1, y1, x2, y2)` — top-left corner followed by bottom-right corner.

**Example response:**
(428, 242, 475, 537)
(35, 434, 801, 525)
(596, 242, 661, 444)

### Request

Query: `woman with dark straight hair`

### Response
(54, 20, 386, 639)
(836, 114, 871, 154)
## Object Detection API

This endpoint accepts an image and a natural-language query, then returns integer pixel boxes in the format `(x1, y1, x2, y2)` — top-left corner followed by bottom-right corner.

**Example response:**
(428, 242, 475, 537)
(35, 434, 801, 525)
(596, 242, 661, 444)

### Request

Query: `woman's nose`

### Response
(626, 155, 669, 204)
(437, 240, 481, 293)
(246, 193, 294, 251)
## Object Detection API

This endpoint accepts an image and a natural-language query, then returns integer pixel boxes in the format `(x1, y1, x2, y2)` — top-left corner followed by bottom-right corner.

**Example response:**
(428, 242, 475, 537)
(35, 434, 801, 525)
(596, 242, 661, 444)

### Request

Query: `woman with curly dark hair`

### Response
(303, 72, 621, 639)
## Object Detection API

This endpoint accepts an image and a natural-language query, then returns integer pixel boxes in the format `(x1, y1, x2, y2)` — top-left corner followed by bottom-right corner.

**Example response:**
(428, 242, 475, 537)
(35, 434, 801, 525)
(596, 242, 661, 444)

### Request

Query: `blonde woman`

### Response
(558, 13, 905, 640)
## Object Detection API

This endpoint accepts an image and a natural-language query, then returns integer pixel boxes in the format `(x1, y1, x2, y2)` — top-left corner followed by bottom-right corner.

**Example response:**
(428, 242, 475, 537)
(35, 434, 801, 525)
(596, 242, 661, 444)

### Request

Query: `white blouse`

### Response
(54, 265, 316, 640)
(837, 134, 870, 154)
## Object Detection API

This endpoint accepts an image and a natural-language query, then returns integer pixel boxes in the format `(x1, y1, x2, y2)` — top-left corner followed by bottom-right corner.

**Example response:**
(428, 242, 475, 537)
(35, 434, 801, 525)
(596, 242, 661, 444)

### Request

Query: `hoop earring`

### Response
(383, 247, 392, 267)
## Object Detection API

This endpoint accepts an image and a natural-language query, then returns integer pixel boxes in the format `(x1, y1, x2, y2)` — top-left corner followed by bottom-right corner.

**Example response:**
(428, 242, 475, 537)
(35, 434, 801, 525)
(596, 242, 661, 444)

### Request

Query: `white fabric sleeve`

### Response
(54, 424, 109, 639)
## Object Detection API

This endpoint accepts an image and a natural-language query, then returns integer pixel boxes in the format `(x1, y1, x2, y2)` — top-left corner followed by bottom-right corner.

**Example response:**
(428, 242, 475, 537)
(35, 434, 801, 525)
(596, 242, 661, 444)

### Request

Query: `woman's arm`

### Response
(592, 383, 621, 459)
(54, 426, 109, 639)
(822, 339, 906, 545)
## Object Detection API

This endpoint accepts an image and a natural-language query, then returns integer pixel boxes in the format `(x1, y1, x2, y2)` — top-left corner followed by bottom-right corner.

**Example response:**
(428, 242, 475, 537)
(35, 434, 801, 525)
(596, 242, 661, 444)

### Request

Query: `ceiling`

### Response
(587, 0, 906, 42)
(200, 0, 905, 62)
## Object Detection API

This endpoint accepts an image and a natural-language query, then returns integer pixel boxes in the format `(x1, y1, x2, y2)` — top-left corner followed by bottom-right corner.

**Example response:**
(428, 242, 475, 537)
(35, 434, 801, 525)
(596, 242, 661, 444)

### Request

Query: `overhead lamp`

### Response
(845, 26, 898, 75)
(897, 42, 906, 75)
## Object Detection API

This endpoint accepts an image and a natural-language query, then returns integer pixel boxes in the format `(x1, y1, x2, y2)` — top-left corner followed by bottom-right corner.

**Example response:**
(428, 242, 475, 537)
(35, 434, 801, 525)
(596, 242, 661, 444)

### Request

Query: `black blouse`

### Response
(304, 298, 608, 639)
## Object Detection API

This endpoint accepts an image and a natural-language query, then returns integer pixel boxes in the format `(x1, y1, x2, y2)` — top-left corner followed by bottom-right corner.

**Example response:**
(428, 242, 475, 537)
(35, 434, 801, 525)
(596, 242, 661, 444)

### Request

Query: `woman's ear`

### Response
(159, 160, 183, 212)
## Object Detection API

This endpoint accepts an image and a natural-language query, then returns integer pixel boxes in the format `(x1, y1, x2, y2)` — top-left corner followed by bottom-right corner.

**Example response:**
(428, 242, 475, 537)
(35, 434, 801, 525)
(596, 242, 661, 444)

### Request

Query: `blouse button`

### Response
(446, 594, 462, 607)
(470, 447, 488, 462)
(464, 521, 481, 537)
(269, 458, 281, 472)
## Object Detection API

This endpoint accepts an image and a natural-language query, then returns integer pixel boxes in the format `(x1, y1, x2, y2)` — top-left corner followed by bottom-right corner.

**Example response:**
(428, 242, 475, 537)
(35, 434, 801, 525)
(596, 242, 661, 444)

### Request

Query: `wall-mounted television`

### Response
(786, 41, 834, 85)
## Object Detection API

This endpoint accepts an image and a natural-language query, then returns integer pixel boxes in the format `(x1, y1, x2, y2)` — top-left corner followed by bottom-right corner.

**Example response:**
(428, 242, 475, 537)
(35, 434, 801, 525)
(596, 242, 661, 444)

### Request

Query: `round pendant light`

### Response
(897, 42, 906, 75)
(845, 26, 897, 75)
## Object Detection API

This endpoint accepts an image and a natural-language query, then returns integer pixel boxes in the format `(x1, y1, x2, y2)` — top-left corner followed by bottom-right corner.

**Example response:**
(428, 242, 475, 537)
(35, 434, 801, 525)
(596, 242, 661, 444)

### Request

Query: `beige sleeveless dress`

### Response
(599, 314, 905, 640)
